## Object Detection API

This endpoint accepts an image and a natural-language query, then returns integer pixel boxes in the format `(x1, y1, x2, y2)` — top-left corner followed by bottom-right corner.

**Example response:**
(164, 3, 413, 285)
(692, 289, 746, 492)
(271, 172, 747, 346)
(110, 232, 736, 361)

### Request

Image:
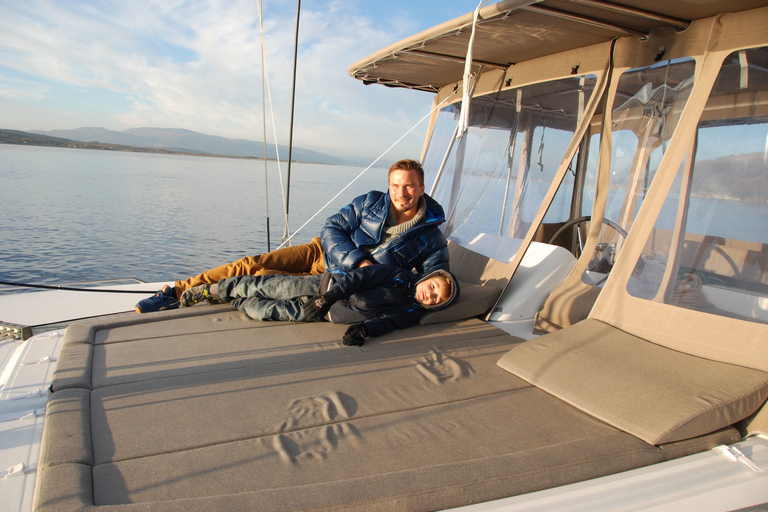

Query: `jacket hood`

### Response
(416, 269, 460, 310)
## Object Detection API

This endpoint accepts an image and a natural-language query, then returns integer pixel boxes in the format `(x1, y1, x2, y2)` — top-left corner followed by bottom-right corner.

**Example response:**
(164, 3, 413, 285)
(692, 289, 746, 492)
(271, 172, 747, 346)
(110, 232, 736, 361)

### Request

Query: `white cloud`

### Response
(0, 74, 49, 100)
(0, 0, 463, 159)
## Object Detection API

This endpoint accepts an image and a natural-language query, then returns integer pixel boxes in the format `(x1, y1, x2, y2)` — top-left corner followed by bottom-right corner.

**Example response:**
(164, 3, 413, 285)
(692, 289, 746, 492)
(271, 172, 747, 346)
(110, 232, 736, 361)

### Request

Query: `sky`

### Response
(0, 0, 480, 161)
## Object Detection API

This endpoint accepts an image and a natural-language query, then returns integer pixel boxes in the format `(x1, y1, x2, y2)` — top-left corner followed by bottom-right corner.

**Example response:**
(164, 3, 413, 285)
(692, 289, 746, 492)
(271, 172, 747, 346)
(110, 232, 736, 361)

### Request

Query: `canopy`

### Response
(348, 0, 767, 92)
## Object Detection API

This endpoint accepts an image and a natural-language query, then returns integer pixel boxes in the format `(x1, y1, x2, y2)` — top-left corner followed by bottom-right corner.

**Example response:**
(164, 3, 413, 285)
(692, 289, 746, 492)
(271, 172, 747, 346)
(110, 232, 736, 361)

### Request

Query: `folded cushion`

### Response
(497, 319, 768, 445)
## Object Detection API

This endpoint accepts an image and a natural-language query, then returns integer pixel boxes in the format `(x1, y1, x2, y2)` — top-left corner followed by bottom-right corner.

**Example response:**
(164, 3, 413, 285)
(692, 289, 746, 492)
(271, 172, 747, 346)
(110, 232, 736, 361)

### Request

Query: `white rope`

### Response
(276, 91, 457, 249)
(456, 0, 491, 138)
(257, 0, 271, 250)
(257, 0, 290, 240)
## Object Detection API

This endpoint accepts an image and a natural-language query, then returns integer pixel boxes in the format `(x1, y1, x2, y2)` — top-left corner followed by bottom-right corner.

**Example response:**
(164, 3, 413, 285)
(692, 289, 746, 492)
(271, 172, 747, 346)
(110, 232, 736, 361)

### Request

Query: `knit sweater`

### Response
(365, 197, 427, 252)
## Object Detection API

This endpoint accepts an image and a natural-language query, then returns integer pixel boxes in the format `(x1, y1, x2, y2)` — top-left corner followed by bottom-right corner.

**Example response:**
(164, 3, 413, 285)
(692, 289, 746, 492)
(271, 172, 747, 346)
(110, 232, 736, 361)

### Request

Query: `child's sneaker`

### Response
(180, 284, 224, 307)
(134, 286, 179, 314)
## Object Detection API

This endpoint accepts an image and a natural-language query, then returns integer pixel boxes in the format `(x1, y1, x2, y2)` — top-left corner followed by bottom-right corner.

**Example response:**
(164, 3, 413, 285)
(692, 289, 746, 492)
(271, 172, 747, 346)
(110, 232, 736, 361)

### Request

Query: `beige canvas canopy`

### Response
(353, 1, 768, 373)
(348, 0, 766, 93)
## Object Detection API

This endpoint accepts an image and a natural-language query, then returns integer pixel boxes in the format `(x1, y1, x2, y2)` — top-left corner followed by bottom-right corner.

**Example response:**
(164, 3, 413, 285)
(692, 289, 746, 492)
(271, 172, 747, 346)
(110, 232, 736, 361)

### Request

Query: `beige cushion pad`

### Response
(498, 318, 768, 445)
(36, 308, 740, 511)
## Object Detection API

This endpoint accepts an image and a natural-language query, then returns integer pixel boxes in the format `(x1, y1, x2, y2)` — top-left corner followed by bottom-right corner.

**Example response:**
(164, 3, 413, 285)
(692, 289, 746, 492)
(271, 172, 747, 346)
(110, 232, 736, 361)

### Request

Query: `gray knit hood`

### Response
(415, 269, 460, 311)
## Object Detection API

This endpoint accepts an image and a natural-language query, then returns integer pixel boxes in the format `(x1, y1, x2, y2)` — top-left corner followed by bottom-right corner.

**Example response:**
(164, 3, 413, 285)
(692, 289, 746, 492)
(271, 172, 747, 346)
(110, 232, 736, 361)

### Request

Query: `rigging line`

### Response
(456, 0, 491, 137)
(259, 12, 290, 245)
(0, 280, 159, 294)
(276, 92, 457, 249)
(258, 5, 289, 246)
(264, 58, 287, 223)
(283, 0, 302, 244)
(257, 0, 271, 251)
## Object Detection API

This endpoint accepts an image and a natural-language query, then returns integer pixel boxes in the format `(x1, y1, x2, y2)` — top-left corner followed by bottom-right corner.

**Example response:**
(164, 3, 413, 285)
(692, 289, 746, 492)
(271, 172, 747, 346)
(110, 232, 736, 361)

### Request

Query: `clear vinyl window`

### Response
(422, 75, 597, 249)
(582, 58, 696, 286)
(627, 47, 768, 324)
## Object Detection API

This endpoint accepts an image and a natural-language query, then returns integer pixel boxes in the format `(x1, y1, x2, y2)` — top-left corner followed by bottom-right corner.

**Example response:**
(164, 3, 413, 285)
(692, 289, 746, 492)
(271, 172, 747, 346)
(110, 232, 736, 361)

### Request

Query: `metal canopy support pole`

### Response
(429, 121, 460, 197)
(499, 88, 523, 236)
(562, 0, 690, 30)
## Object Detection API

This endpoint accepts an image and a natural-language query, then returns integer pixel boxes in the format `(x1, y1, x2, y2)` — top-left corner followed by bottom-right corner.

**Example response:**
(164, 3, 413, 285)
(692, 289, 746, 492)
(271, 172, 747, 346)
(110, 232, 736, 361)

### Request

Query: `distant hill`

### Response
(30, 127, 353, 165)
(0, 129, 211, 156)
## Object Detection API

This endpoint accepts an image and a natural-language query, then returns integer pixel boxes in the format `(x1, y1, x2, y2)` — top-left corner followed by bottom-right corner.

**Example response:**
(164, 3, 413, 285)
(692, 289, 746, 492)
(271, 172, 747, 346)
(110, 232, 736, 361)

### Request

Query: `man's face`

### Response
(388, 169, 425, 215)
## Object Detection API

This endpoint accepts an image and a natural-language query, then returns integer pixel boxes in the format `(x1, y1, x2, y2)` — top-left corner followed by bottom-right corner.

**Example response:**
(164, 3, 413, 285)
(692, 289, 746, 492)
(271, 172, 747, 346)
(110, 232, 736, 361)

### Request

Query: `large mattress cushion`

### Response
(36, 309, 743, 512)
(497, 319, 768, 445)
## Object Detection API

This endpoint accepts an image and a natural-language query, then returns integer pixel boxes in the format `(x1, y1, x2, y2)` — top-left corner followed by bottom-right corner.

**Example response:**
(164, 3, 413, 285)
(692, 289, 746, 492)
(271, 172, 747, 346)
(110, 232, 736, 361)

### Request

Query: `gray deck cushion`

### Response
(498, 318, 768, 445)
(36, 308, 741, 511)
(419, 241, 510, 324)
(419, 279, 502, 324)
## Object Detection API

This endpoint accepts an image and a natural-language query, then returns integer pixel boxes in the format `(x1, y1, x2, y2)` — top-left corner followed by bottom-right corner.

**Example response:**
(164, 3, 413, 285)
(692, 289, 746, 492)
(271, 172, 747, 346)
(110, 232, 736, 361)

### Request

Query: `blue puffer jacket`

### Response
(321, 191, 449, 274)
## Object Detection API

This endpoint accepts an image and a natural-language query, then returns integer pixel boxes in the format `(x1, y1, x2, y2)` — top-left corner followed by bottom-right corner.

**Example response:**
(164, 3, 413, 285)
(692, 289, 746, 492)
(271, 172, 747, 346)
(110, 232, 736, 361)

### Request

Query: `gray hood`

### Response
(416, 269, 460, 311)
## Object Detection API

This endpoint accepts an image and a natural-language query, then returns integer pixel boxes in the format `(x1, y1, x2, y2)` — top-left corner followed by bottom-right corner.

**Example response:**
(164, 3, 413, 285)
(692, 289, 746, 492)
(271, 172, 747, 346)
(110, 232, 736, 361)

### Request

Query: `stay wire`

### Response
(0, 280, 159, 294)
(277, 91, 457, 249)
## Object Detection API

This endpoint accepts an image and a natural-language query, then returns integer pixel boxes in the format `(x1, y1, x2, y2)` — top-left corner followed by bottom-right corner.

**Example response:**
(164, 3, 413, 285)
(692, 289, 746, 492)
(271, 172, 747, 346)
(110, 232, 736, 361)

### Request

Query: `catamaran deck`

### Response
(32, 305, 757, 511)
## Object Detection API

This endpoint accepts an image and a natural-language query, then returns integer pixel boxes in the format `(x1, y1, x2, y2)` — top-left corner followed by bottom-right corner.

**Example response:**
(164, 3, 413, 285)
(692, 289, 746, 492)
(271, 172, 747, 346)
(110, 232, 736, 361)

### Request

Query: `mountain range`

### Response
(30, 127, 368, 166)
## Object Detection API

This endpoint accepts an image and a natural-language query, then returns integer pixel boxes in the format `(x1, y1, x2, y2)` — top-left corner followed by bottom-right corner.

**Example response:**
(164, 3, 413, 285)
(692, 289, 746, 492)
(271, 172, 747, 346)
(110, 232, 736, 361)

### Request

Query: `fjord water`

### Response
(0, 144, 382, 290)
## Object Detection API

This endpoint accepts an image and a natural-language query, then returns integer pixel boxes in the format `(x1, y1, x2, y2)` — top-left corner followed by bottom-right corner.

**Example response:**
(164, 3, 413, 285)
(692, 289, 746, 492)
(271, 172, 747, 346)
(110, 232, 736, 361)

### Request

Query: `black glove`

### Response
(342, 324, 368, 346)
(302, 292, 337, 321)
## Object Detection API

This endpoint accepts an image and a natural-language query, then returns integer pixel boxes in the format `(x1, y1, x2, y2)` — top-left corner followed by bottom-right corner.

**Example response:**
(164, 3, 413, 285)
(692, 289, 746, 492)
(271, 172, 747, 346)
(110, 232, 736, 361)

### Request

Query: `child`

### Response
(181, 265, 459, 346)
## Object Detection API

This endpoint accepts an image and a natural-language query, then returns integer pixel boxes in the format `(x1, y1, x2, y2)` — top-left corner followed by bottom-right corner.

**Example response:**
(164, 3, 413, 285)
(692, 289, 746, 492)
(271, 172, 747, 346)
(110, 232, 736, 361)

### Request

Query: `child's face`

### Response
(415, 276, 450, 306)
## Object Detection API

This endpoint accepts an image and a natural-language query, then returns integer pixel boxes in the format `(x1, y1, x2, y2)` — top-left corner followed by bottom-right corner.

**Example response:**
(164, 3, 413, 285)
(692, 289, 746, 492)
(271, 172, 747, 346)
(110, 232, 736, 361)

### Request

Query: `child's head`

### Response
(414, 270, 459, 309)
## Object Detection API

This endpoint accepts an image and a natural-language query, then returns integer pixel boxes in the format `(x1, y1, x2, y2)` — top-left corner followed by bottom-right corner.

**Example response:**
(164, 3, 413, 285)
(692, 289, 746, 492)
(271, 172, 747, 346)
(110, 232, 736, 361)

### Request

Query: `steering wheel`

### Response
(548, 215, 628, 246)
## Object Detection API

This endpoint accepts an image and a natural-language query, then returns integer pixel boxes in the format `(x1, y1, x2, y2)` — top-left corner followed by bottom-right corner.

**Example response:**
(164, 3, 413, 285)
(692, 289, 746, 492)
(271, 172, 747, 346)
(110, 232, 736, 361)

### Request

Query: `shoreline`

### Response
(0, 129, 351, 166)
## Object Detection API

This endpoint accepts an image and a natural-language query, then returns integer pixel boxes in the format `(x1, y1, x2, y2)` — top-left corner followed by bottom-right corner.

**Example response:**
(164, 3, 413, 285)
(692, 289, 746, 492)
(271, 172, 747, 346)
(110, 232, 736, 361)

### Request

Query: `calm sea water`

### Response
(0, 144, 382, 291)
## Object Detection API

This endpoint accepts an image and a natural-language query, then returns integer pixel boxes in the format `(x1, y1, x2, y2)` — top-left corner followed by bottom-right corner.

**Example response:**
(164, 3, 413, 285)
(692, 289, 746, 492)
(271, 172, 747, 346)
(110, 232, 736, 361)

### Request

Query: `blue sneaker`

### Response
(134, 286, 179, 314)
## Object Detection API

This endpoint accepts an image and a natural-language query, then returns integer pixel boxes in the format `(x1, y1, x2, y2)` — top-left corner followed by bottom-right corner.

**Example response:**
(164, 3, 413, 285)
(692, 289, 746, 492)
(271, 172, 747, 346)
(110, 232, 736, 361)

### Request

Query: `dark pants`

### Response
(218, 273, 324, 321)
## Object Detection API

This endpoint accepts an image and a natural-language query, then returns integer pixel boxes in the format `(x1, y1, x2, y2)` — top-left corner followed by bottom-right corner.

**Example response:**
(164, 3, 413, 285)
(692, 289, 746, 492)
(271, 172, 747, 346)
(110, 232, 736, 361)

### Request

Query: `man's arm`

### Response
(415, 241, 450, 274)
(328, 265, 405, 299)
(321, 191, 386, 271)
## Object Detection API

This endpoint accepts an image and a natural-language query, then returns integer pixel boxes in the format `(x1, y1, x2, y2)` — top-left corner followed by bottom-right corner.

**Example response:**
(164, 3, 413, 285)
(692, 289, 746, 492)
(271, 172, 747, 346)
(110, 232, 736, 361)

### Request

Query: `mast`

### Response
(283, 0, 301, 245)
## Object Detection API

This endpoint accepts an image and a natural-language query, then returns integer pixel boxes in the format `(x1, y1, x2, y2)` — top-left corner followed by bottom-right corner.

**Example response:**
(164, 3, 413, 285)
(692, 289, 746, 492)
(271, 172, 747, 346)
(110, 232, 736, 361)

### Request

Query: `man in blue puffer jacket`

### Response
(136, 159, 450, 313)
(321, 160, 449, 275)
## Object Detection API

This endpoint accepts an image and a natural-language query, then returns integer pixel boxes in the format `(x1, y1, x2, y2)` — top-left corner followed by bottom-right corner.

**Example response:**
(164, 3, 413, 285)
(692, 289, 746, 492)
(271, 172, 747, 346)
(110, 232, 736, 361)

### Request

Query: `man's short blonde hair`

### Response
(388, 159, 424, 186)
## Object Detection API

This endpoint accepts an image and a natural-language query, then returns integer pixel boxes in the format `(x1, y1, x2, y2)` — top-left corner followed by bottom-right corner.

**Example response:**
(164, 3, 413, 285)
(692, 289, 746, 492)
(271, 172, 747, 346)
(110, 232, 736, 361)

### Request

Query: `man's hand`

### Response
(302, 293, 336, 321)
(356, 259, 374, 268)
(342, 324, 368, 346)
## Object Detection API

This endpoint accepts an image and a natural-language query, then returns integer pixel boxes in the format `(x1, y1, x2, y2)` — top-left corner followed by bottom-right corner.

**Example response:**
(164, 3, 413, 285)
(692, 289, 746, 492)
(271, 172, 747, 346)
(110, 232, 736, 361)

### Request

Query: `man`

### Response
(135, 159, 450, 313)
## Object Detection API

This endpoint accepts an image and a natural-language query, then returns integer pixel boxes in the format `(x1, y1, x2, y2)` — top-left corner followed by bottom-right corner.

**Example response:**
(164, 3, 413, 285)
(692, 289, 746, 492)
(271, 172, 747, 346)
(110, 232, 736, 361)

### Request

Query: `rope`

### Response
(257, 0, 271, 251)
(671, 271, 712, 309)
(276, 91, 457, 249)
(456, 0, 491, 137)
(256, 0, 290, 246)
(0, 280, 158, 294)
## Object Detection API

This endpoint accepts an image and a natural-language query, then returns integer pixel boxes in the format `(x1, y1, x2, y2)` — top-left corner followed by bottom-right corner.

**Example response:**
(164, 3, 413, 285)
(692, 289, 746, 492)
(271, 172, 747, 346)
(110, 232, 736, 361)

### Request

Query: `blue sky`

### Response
(0, 0, 480, 160)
